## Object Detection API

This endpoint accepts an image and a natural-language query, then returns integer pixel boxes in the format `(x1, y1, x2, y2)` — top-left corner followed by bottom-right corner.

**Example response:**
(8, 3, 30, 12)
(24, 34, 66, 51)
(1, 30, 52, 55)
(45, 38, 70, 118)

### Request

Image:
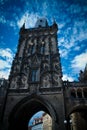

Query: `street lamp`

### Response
(64, 119, 67, 130)
(64, 120, 67, 124)
(64, 119, 72, 130)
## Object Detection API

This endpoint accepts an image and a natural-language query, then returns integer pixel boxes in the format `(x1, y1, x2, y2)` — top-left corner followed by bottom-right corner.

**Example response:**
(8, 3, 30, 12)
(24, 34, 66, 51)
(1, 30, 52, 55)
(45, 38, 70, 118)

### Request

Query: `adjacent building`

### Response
(43, 113, 52, 130)
(70, 112, 87, 130)
(29, 113, 52, 130)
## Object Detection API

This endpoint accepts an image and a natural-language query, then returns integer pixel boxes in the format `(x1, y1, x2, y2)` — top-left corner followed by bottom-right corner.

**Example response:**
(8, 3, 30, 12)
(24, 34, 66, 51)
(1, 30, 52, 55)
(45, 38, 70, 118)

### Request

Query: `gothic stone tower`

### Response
(2, 18, 66, 130)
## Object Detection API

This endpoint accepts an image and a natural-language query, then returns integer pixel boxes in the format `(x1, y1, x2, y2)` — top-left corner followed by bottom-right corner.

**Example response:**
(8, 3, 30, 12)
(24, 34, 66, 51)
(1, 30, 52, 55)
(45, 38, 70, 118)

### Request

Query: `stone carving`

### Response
(10, 77, 17, 89)
(20, 74, 28, 88)
(42, 74, 51, 88)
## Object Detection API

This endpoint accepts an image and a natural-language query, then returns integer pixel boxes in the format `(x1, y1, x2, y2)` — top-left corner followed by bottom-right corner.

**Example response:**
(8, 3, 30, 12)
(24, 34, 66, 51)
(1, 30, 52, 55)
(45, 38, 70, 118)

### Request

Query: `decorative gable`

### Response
(31, 54, 40, 67)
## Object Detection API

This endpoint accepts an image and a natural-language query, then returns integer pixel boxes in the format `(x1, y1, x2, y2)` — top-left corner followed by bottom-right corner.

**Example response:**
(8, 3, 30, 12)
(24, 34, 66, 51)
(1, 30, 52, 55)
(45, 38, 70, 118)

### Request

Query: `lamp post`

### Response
(64, 119, 67, 130)
(64, 119, 72, 130)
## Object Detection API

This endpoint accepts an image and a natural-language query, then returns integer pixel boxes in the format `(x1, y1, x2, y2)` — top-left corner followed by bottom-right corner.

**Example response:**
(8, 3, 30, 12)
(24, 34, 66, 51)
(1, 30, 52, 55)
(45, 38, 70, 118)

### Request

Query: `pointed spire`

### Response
(21, 17, 26, 29)
(52, 17, 58, 29)
(22, 22, 25, 29)
(84, 63, 87, 82)
(85, 63, 87, 71)
(53, 17, 56, 24)
(20, 22, 25, 34)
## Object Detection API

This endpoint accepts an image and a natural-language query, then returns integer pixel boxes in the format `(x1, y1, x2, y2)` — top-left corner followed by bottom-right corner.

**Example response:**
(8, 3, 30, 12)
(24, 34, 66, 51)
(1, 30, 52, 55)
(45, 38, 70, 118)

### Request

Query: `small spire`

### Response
(21, 18, 26, 29)
(52, 17, 58, 29)
(53, 17, 56, 24)
(84, 63, 87, 82)
(22, 22, 25, 29)
(20, 22, 25, 34)
(85, 63, 87, 71)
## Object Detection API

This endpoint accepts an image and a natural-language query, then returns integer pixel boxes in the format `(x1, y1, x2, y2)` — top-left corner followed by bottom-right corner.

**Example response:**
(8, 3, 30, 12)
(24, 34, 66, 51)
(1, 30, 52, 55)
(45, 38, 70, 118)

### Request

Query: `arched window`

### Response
(31, 69, 39, 82)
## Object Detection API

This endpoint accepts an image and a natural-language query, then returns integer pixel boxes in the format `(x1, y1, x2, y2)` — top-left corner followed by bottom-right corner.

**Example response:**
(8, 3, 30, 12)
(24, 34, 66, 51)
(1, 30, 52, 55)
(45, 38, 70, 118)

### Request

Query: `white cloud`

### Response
(74, 46, 80, 51)
(0, 16, 17, 30)
(59, 48, 68, 58)
(73, 21, 87, 41)
(78, 30, 87, 42)
(67, 4, 81, 14)
(58, 9, 87, 51)
(0, 48, 14, 62)
(63, 40, 74, 49)
(0, 60, 10, 69)
(0, 16, 6, 24)
(17, 12, 39, 28)
(42, 1, 49, 16)
(71, 50, 87, 72)
(58, 23, 65, 29)
(58, 21, 87, 58)
(59, 27, 75, 52)
(9, 21, 16, 29)
(62, 74, 74, 81)
(0, 69, 10, 79)
(59, 37, 65, 46)
(0, 48, 14, 79)
(0, 48, 12, 57)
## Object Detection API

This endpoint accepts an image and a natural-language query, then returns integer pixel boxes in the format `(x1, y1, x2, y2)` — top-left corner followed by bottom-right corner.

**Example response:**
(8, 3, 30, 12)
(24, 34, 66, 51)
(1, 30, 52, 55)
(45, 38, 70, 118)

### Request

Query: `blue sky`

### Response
(29, 111, 44, 126)
(0, 0, 87, 81)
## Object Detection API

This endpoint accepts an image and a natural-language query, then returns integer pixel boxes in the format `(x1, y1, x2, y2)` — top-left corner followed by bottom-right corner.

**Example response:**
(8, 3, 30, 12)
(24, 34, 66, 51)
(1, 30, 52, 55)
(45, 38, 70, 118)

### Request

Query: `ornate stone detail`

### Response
(10, 77, 18, 89)
(52, 72, 62, 87)
(42, 74, 51, 88)
(19, 74, 28, 89)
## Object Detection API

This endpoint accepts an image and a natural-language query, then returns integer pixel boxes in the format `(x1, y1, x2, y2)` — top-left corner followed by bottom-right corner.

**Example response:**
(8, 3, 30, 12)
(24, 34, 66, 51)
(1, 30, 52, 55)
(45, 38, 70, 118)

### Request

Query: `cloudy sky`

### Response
(0, 0, 87, 81)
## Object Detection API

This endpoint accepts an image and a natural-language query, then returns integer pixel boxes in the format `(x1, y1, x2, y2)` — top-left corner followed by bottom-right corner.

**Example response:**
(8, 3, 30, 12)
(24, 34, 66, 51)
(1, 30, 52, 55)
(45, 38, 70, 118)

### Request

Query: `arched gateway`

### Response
(8, 94, 57, 130)
(0, 18, 87, 130)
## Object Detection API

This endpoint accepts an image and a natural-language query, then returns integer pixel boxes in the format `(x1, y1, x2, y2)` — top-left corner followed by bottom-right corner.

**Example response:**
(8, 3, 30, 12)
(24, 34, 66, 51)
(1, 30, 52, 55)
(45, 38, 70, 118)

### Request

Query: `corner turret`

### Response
(79, 64, 87, 82)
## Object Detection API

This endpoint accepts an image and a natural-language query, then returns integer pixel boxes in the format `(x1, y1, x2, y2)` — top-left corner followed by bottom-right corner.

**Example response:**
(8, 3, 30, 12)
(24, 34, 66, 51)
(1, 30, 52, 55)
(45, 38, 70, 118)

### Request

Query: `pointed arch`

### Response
(8, 94, 58, 130)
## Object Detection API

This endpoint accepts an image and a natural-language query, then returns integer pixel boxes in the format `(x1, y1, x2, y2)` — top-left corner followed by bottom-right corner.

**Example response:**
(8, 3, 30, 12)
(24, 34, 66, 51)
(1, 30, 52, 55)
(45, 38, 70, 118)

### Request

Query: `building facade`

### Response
(70, 112, 87, 130)
(43, 113, 52, 130)
(0, 18, 87, 130)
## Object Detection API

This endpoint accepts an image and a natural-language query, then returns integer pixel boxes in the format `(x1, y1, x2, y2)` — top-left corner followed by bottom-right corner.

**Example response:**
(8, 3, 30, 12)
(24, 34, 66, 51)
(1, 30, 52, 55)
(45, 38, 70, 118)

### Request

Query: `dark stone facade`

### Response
(0, 18, 87, 130)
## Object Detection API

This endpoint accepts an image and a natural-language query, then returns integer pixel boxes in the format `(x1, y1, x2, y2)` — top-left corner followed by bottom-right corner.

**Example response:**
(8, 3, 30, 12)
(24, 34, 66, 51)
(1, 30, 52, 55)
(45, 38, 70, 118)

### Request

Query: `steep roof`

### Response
(35, 18, 48, 28)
